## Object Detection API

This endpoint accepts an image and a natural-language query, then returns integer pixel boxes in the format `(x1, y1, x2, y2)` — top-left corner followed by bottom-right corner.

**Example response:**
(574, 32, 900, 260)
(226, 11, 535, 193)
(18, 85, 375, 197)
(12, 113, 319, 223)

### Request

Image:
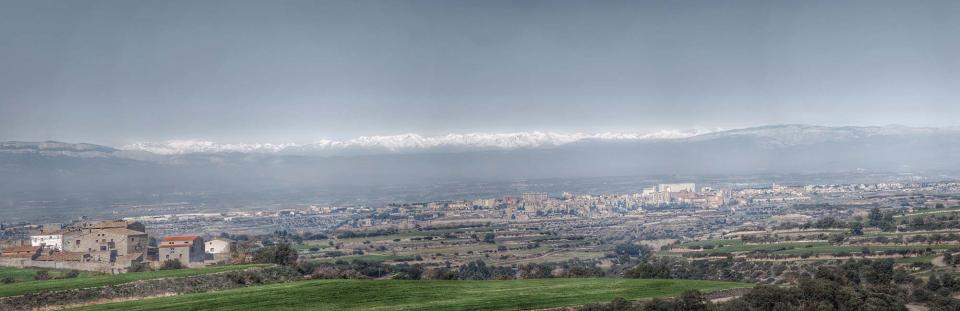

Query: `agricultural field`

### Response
(294, 222, 611, 267)
(72, 278, 751, 311)
(0, 264, 268, 298)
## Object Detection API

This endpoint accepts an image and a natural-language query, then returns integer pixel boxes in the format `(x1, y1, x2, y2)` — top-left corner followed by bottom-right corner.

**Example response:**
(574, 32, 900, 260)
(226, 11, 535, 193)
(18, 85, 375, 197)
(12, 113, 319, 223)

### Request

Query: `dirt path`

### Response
(932, 255, 946, 267)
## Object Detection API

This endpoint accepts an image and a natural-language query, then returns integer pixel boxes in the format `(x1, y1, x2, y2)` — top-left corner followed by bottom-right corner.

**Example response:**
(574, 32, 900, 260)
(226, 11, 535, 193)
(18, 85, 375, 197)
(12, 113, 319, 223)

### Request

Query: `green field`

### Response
(0, 267, 98, 283)
(0, 264, 268, 298)
(678, 239, 744, 248)
(773, 244, 955, 255)
(73, 278, 751, 311)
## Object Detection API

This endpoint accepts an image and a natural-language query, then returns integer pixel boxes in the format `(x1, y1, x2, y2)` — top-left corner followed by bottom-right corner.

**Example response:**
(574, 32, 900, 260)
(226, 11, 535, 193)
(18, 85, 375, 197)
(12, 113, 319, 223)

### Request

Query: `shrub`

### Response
(33, 270, 51, 281)
(129, 261, 151, 272)
(160, 259, 185, 270)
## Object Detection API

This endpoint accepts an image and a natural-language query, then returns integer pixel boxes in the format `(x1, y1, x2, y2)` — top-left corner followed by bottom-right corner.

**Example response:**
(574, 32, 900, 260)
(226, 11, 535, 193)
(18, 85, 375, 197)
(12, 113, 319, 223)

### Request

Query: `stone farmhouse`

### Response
(159, 235, 205, 265)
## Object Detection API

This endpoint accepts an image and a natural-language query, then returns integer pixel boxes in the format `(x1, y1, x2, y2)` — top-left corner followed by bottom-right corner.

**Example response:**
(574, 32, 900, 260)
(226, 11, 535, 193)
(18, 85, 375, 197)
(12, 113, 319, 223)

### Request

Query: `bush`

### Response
(64, 270, 81, 278)
(160, 259, 185, 270)
(33, 270, 51, 281)
(624, 263, 671, 279)
(0, 277, 15, 284)
(483, 233, 496, 244)
(129, 261, 151, 272)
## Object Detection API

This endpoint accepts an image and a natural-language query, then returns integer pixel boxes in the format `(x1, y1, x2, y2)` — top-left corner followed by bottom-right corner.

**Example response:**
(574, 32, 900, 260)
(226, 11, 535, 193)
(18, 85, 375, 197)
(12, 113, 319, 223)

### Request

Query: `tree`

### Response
(458, 260, 493, 280)
(483, 233, 496, 244)
(927, 274, 942, 291)
(850, 222, 864, 236)
(518, 263, 552, 279)
(254, 242, 299, 266)
(615, 243, 651, 260)
(677, 290, 708, 311)
(868, 208, 883, 227)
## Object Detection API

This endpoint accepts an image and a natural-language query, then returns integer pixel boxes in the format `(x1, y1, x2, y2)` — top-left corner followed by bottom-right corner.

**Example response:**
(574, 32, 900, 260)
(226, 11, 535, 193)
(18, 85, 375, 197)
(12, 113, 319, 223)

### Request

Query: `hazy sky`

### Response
(1, 0, 958, 145)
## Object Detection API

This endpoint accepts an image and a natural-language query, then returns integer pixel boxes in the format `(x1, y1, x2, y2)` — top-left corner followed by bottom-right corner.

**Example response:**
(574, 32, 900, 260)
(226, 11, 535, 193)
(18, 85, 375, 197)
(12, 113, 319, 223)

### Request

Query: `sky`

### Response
(1, 0, 958, 145)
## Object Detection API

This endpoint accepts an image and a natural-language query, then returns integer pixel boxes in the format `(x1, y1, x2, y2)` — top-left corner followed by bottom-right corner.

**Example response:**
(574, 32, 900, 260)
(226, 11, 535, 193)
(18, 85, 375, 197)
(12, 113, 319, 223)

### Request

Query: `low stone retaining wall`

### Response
(0, 257, 125, 274)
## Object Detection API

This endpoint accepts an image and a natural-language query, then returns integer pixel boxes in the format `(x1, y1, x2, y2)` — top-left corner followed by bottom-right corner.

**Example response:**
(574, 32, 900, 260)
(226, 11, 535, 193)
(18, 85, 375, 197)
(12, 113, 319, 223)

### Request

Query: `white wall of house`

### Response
(205, 239, 233, 254)
(31, 234, 63, 250)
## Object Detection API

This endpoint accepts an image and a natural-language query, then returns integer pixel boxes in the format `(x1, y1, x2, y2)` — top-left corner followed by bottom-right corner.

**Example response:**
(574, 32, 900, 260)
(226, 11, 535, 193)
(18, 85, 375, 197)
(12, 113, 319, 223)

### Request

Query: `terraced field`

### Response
(0, 264, 268, 298)
(72, 278, 751, 311)
(675, 240, 957, 256)
(894, 207, 960, 219)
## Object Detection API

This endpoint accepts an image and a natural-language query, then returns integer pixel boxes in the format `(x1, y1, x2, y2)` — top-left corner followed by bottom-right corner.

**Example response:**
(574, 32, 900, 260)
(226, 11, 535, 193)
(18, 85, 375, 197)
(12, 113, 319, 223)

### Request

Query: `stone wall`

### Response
(0, 257, 126, 274)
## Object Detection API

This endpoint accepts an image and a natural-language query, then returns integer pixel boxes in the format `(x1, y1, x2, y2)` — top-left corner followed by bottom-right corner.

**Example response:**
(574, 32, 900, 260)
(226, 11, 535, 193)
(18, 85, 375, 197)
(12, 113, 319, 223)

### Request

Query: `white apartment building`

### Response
(658, 183, 696, 193)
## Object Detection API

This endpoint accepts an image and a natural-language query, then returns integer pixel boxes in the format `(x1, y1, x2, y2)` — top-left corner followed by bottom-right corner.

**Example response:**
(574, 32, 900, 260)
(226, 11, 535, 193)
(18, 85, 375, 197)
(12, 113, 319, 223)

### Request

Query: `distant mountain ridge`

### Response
(5, 124, 958, 157)
(116, 129, 718, 156)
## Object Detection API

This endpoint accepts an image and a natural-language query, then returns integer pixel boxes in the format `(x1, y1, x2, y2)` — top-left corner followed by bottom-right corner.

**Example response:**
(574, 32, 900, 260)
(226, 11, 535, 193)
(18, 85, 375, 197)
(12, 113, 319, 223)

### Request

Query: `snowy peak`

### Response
(121, 140, 298, 155)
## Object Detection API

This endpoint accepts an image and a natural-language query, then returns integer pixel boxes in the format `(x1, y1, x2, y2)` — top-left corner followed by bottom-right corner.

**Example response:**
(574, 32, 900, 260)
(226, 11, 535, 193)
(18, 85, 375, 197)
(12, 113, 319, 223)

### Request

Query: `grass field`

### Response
(73, 278, 751, 311)
(0, 264, 268, 298)
(679, 239, 744, 248)
(0, 267, 98, 283)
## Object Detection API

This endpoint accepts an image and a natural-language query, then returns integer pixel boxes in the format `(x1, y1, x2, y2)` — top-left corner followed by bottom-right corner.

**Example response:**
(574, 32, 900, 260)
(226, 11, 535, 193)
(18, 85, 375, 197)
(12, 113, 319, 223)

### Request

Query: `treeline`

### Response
(625, 256, 831, 284)
(295, 258, 607, 281)
(334, 228, 399, 239)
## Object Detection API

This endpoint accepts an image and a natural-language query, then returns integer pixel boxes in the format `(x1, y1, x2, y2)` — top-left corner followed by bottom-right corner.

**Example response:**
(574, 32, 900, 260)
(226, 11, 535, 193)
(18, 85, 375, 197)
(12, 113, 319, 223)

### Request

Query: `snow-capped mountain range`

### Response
(3, 124, 959, 157)
(118, 129, 719, 155)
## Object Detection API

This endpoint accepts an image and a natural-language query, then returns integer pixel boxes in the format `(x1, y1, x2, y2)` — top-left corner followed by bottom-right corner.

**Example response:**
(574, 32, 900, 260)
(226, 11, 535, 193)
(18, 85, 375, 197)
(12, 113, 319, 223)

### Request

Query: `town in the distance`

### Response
(3, 179, 960, 280)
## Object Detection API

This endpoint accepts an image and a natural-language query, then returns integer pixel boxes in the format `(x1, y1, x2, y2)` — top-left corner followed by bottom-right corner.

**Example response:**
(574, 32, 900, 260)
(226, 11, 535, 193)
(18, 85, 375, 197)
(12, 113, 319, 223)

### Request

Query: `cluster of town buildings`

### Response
(0, 220, 236, 273)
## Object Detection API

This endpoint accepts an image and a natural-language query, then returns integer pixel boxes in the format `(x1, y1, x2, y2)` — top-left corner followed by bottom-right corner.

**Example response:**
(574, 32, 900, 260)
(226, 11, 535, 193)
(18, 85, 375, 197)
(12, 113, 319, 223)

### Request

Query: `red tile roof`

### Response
(2, 245, 39, 253)
(159, 235, 201, 248)
(36, 251, 88, 262)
